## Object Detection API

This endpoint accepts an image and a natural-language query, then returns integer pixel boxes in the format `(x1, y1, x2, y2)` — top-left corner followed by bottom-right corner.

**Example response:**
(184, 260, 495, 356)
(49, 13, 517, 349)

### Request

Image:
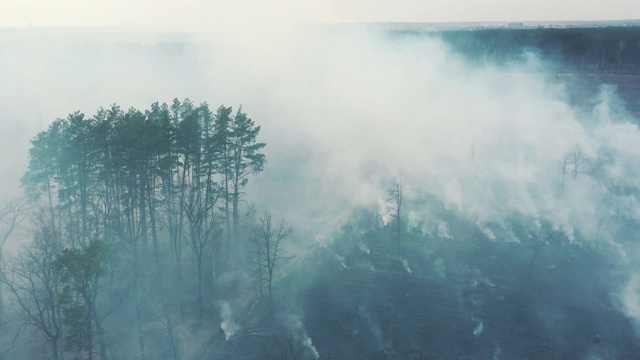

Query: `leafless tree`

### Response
(1, 220, 64, 360)
(559, 143, 585, 187)
(156, 291, 180, 360)
(387, 179, 403, 260)
(558, 153, 571, 188)
(251, 211, 293, 308)
(0, 198, 25, 324)
(570, 143, 584, 180)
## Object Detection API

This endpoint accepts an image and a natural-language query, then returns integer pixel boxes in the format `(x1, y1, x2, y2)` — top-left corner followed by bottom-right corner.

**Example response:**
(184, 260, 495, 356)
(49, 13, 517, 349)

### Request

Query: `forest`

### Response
(421, 26, 640, 74)
(0, 99, 275, 359)
(2, 24, 640, 359)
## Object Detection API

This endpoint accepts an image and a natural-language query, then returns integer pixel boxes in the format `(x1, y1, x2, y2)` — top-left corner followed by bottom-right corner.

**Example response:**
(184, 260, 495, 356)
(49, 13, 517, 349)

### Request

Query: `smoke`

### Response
(302, 335, 320, 359)
(3, 24, 640, 331)
(219, 302, 241, 341)
(222, 28, 640, 252)
(433, 258, 446, 279)
(400, 257, 412, 274)
(472, 316, 484, 337)
(283, 310, 320, 359)
(620, 274, 640, 331)
(3, 27, 639, 246)
(358, 305, 389, 351)
(493, 346, 502, 360)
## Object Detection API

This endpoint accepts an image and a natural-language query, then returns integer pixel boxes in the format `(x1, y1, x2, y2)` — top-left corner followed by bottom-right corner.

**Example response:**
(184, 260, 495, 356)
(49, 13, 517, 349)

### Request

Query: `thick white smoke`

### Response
(219, 301, 241, 340)
(223, 29, 640, 249)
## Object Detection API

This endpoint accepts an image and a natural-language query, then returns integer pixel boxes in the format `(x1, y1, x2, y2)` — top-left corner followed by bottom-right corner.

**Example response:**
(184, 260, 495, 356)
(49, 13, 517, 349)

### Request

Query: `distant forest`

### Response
(397, 26, 640, 74)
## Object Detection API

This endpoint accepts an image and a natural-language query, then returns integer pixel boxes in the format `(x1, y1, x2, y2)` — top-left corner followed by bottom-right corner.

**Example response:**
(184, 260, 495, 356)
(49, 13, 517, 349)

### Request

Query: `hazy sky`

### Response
(2, 0, 639, 31)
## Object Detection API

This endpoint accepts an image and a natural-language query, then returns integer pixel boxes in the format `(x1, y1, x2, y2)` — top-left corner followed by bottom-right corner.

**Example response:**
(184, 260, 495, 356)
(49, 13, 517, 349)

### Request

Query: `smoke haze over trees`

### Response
(1, 24, 640, 359)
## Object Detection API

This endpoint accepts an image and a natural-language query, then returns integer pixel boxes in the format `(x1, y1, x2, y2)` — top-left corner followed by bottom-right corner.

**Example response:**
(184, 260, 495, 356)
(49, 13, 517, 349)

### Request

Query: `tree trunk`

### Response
(140, 166, 148, 272)
(148, 179, 160, 268)
(87, 296, 93, 360)
(91, 303, 107, 360)
(397, 208, 400, 260)
(80, 166, 88, 246)
(233, 186, 240, 262)
(225, 171, 230, 245)
(177, 155, 188, 321)
(161, 296, 179, 360)
(198, 256, 203, 318)
(52, 337, 61, 360)
(177, 261, 184, 321)
(136, 303, 146, 360)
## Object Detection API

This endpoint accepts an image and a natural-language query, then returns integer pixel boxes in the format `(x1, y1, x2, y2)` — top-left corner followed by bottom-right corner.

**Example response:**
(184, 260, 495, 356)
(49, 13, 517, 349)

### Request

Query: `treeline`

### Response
(399, 26, 640, 74)
(2, 99, 266, 359)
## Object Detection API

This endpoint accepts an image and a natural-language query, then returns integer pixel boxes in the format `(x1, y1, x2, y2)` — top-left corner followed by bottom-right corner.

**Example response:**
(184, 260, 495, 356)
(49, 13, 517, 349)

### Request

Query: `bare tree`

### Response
(156, 289, 180, 360)
(570, 143, 584, 180)
(558, 153, 571, 188)
(386, 179, 403, 260)
(1, 220, 64, 360)
(251, 211, 293, 308)
(0, 198, 25, 324)
(559, 143, 584, 187)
